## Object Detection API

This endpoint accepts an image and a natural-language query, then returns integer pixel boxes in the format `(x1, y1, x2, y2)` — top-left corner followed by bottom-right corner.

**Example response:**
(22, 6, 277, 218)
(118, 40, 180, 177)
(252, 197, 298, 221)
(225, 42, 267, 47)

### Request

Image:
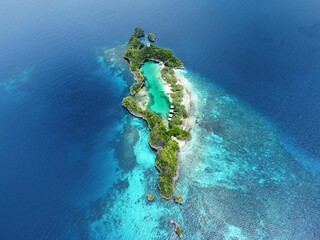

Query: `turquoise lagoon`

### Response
(140, 61, 171, 117)
(88, 47, 320, 239)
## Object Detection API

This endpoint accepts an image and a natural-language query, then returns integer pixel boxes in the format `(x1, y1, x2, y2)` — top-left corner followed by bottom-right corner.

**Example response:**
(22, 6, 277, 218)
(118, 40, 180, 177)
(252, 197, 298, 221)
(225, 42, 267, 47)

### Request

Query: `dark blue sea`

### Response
(0, 0, 319, 239)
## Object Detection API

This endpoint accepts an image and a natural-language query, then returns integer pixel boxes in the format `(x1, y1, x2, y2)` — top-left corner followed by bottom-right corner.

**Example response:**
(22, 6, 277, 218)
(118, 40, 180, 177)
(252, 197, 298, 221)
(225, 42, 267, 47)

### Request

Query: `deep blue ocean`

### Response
(1, 0, 320, 239)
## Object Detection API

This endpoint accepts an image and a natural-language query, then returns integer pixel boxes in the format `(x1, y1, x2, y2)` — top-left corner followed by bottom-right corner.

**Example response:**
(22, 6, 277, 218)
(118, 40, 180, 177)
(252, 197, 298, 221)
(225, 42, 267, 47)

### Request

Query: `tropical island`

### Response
(146, 193, 155, 201)
(122, 27, 193, 200)
(148, 33, 156, 42)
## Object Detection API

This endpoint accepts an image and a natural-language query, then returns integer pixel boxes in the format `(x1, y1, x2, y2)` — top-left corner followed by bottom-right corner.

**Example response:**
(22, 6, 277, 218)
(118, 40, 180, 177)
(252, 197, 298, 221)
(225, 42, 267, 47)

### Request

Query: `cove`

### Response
(140, 61, 170, 117)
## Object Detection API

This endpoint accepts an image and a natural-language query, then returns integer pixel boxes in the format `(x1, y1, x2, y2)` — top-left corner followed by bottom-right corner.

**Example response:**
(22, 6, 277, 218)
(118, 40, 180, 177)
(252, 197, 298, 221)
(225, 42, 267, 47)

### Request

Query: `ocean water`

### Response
(141, 61, 170, 117)
(94, 45, 320, 240)
(0, 0, 320, 239)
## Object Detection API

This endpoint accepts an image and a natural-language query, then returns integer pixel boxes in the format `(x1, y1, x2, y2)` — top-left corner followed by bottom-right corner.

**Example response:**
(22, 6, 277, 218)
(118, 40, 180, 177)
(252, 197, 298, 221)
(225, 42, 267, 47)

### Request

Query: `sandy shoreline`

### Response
(135, 86, 149, 110)
(134, 61, 197, 149)
(157, 64, 198, 149)
(174, 69, 197, 130)
(174, 69, 198, 149)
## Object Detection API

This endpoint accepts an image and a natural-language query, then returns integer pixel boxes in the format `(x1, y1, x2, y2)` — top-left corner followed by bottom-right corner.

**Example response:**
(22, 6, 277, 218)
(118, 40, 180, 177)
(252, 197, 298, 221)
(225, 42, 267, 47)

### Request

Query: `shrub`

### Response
(134, 27, 145, 37)
(148, 33, 156, 42)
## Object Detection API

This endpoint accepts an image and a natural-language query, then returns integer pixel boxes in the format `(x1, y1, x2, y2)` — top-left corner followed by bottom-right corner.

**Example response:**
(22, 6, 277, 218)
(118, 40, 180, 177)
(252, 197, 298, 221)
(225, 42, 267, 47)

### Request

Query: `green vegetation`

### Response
(122, 96, 144, 115)
(134, 27, 145, 37)
(156, 139, 180, 198)
(174, 194, 183, 204)
(144, 110, 169, 148)
(146, 193, 155, 201)
(124, 34, 145, 95)
(125, 42, 183, 72)
(161, 66, 188, 128)
(148, 33, 156, 42)
(168, 126, 190, 140)
(130, 82, 144, 96)
(122, 97, 180, 198)
(122, 28, 191, 199)
(176, 225, 183, 238)
(128, 34, 144, 50)
(124, 28, 183, 95)
(122, 96, 169, 148)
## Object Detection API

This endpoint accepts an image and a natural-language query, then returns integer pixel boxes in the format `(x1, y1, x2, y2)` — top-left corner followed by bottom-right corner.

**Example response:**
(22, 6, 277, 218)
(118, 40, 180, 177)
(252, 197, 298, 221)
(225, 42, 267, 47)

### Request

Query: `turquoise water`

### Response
(1, 0, 320, 239)
(87, 46, 320, 239)
(141, 61, 171, 117)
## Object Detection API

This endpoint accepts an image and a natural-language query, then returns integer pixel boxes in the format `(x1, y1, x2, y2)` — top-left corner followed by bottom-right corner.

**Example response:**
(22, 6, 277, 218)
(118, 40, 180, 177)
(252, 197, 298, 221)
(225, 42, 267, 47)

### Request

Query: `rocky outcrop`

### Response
(170, 220, 183, 238)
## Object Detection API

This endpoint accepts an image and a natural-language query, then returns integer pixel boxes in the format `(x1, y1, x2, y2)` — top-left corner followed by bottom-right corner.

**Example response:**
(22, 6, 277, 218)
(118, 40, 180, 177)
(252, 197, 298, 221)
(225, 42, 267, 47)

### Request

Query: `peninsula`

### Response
(122, 27, 193, 199)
